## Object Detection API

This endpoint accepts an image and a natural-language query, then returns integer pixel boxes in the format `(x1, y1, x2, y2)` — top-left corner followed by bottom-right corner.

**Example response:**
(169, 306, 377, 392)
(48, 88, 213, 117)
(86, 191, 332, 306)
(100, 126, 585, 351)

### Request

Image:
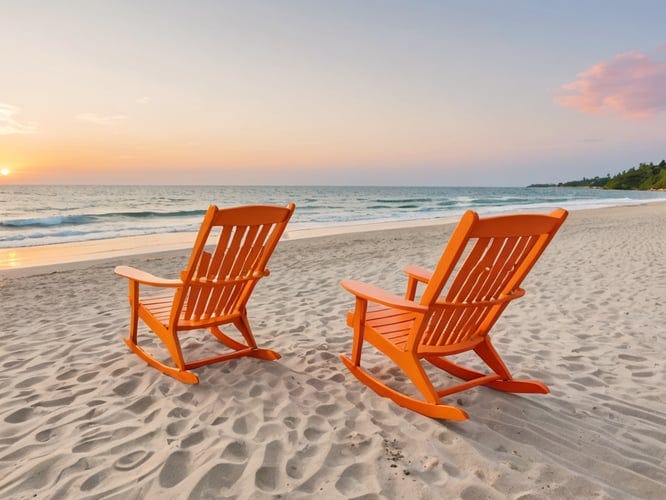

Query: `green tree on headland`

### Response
(529, 160, 666, 190)
(605, 160, 666, 190)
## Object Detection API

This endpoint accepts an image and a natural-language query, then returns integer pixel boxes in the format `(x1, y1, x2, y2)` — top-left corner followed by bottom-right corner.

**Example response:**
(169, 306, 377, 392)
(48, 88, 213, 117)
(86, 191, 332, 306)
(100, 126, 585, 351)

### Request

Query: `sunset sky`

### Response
(1, 0, 665, 185)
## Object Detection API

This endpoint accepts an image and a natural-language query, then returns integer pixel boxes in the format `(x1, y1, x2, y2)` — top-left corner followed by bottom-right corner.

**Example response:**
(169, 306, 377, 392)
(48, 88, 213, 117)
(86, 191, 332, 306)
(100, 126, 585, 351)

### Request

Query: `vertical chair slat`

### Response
(212, 226, 249, 315)
(451, 305, 487, 344)
(460, 238, 505, 303)
(191, 252, 216, 320)
(209, 226, 234, 278)
(479, 236, 524, 299)
(235, 224, 263, 273)
(227, 224, 275, 314)
(202, 226, 235, 318)
(203, 225, 259, 319)
(434, 304, 465, 346)
(492, 235, 538, 295)
(216, 227, 255, 316)
(184, 251, 211, 320)
(445, 238, 493, 303)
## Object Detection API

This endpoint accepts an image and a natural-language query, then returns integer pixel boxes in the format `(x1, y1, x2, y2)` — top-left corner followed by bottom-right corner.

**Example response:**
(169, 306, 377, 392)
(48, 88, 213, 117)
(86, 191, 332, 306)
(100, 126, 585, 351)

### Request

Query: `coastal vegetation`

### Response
(529, 160, 666, 190)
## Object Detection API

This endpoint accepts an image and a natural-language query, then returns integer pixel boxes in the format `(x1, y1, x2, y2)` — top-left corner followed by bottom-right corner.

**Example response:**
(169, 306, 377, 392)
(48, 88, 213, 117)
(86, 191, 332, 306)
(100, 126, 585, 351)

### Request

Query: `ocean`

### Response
(2, 185, 666, 248)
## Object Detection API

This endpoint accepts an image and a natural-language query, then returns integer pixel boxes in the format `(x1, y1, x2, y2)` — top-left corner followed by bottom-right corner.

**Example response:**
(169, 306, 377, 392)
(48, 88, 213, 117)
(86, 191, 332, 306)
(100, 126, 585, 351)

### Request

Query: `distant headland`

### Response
(529, 160, 666, 190)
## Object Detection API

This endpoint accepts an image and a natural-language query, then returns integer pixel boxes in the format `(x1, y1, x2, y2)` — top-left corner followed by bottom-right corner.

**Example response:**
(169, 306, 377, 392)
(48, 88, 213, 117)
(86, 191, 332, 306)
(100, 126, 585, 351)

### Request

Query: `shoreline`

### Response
(0, 215, 464, 275)
(2, 201, 665, 276)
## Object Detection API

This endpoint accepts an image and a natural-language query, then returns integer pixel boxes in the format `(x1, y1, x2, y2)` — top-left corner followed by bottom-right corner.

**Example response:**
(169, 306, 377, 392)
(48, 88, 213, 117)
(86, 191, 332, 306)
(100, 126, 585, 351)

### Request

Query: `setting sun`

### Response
(0, 168, 10, 176)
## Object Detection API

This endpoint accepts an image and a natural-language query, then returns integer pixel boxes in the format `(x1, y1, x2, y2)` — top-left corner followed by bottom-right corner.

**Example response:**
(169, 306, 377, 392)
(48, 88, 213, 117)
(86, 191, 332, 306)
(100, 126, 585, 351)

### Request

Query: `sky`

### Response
(1, 0, 665, 186)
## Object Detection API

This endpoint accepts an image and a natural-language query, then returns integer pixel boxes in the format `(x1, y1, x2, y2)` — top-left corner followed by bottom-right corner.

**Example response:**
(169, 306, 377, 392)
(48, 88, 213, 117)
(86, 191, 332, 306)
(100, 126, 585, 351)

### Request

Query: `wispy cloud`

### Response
(0, 102, 37, 135)
(557, 49, 666, 119)
(136, 96, 150, 104)
(76, 113, 128, 126)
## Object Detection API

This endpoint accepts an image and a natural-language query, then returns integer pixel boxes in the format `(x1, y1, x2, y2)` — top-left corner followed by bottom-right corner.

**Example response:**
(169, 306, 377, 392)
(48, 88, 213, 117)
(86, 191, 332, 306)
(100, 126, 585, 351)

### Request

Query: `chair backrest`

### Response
(416, 209, 567, 349)
(170, 204, 295, 328)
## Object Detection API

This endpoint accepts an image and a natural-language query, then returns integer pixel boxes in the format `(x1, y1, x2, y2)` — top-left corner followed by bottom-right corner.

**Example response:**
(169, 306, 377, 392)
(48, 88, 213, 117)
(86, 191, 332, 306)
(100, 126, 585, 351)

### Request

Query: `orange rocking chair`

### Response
(115, 203, 294, 383)
(341, 209, 567, 420)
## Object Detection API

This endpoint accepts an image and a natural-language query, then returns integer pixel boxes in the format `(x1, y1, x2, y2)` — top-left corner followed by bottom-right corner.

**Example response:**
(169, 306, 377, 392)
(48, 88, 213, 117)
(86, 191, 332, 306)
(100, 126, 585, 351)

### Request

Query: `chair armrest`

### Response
(114, 265, 182, 287)
(402, 264, 432, 283)
(341, 279, 427, 313)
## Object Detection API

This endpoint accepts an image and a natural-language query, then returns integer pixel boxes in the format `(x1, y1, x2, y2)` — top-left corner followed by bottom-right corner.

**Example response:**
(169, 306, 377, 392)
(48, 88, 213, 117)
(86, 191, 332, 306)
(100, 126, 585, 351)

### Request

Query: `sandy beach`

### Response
(1, 202, 665, 498)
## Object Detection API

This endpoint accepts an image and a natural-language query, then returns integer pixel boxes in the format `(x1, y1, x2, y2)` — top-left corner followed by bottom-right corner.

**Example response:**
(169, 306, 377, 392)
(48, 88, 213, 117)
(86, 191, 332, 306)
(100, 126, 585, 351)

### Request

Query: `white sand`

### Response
(1, 203, 665, 498)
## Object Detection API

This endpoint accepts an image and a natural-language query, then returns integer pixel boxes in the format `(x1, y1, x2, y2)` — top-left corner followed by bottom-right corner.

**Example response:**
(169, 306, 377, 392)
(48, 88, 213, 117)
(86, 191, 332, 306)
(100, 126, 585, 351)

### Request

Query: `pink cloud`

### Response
(557, 49, 666, 118)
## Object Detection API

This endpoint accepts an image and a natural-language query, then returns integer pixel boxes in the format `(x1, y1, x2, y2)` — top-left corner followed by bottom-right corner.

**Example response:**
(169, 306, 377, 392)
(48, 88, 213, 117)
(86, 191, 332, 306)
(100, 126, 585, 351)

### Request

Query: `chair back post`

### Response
(420, 210, 478, 306)
(169, 205, 218, 329)
(404, 211, 478, 351)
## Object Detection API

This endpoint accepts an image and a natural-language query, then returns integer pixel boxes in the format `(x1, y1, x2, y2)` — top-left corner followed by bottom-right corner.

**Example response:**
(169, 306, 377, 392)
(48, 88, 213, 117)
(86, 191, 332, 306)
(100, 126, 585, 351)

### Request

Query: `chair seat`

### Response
(141, 293, 242, 330)
(348, 304, 417, 350)
(140, 294, 176, 328)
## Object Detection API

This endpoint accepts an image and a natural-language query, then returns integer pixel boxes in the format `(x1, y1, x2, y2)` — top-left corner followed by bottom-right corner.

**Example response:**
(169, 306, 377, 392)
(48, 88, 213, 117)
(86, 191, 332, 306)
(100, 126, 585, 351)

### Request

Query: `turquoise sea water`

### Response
(1, 185, 665, 248)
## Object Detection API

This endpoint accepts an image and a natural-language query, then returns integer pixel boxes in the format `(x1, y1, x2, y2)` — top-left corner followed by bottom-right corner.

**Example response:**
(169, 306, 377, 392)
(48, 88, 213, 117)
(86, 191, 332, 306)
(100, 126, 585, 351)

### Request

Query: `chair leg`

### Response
(162, 330, 188, 372)
(475, 337, 549, 394)
(127, 281, 139, 344)
(474, 337, 512, 379)
(234, 311, 259, 348)
(349, 297, 367, 367)
(232, 313, 280, 361)
(398, 353, 440, 405)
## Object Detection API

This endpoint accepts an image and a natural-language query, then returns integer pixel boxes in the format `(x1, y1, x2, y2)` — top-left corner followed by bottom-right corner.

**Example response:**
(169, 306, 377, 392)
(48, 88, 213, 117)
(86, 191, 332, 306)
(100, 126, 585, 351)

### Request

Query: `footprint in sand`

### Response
(181, 429, 205, 448)
(232, 414, 259, 435)
(56, 369, 78, 381)
(15, 376, 47, 388)
(221, 440, 248, 462)
(76, 372, 97, 383)
(255, 440, 284, 491)
(166, 419, 188, 437)
(4, 407, 34, 423)
(113, 450, 153, 471)
(126, 396, 155, 414)
(80, 470, 108, 492)
(334, 462, 374, 496)
(158, 450, 191, 488)
(35, 428, 55, 442)
(113, 378, 140, 396)
(618, 354, 646, 362)
(190, 462, 247, 495)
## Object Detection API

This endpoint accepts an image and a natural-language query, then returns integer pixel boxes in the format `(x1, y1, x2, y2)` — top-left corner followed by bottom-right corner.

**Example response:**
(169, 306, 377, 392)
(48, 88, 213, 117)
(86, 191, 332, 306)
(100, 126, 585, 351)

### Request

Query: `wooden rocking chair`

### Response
(340, 208, 567, 420)
(115, 203, 294, 383)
